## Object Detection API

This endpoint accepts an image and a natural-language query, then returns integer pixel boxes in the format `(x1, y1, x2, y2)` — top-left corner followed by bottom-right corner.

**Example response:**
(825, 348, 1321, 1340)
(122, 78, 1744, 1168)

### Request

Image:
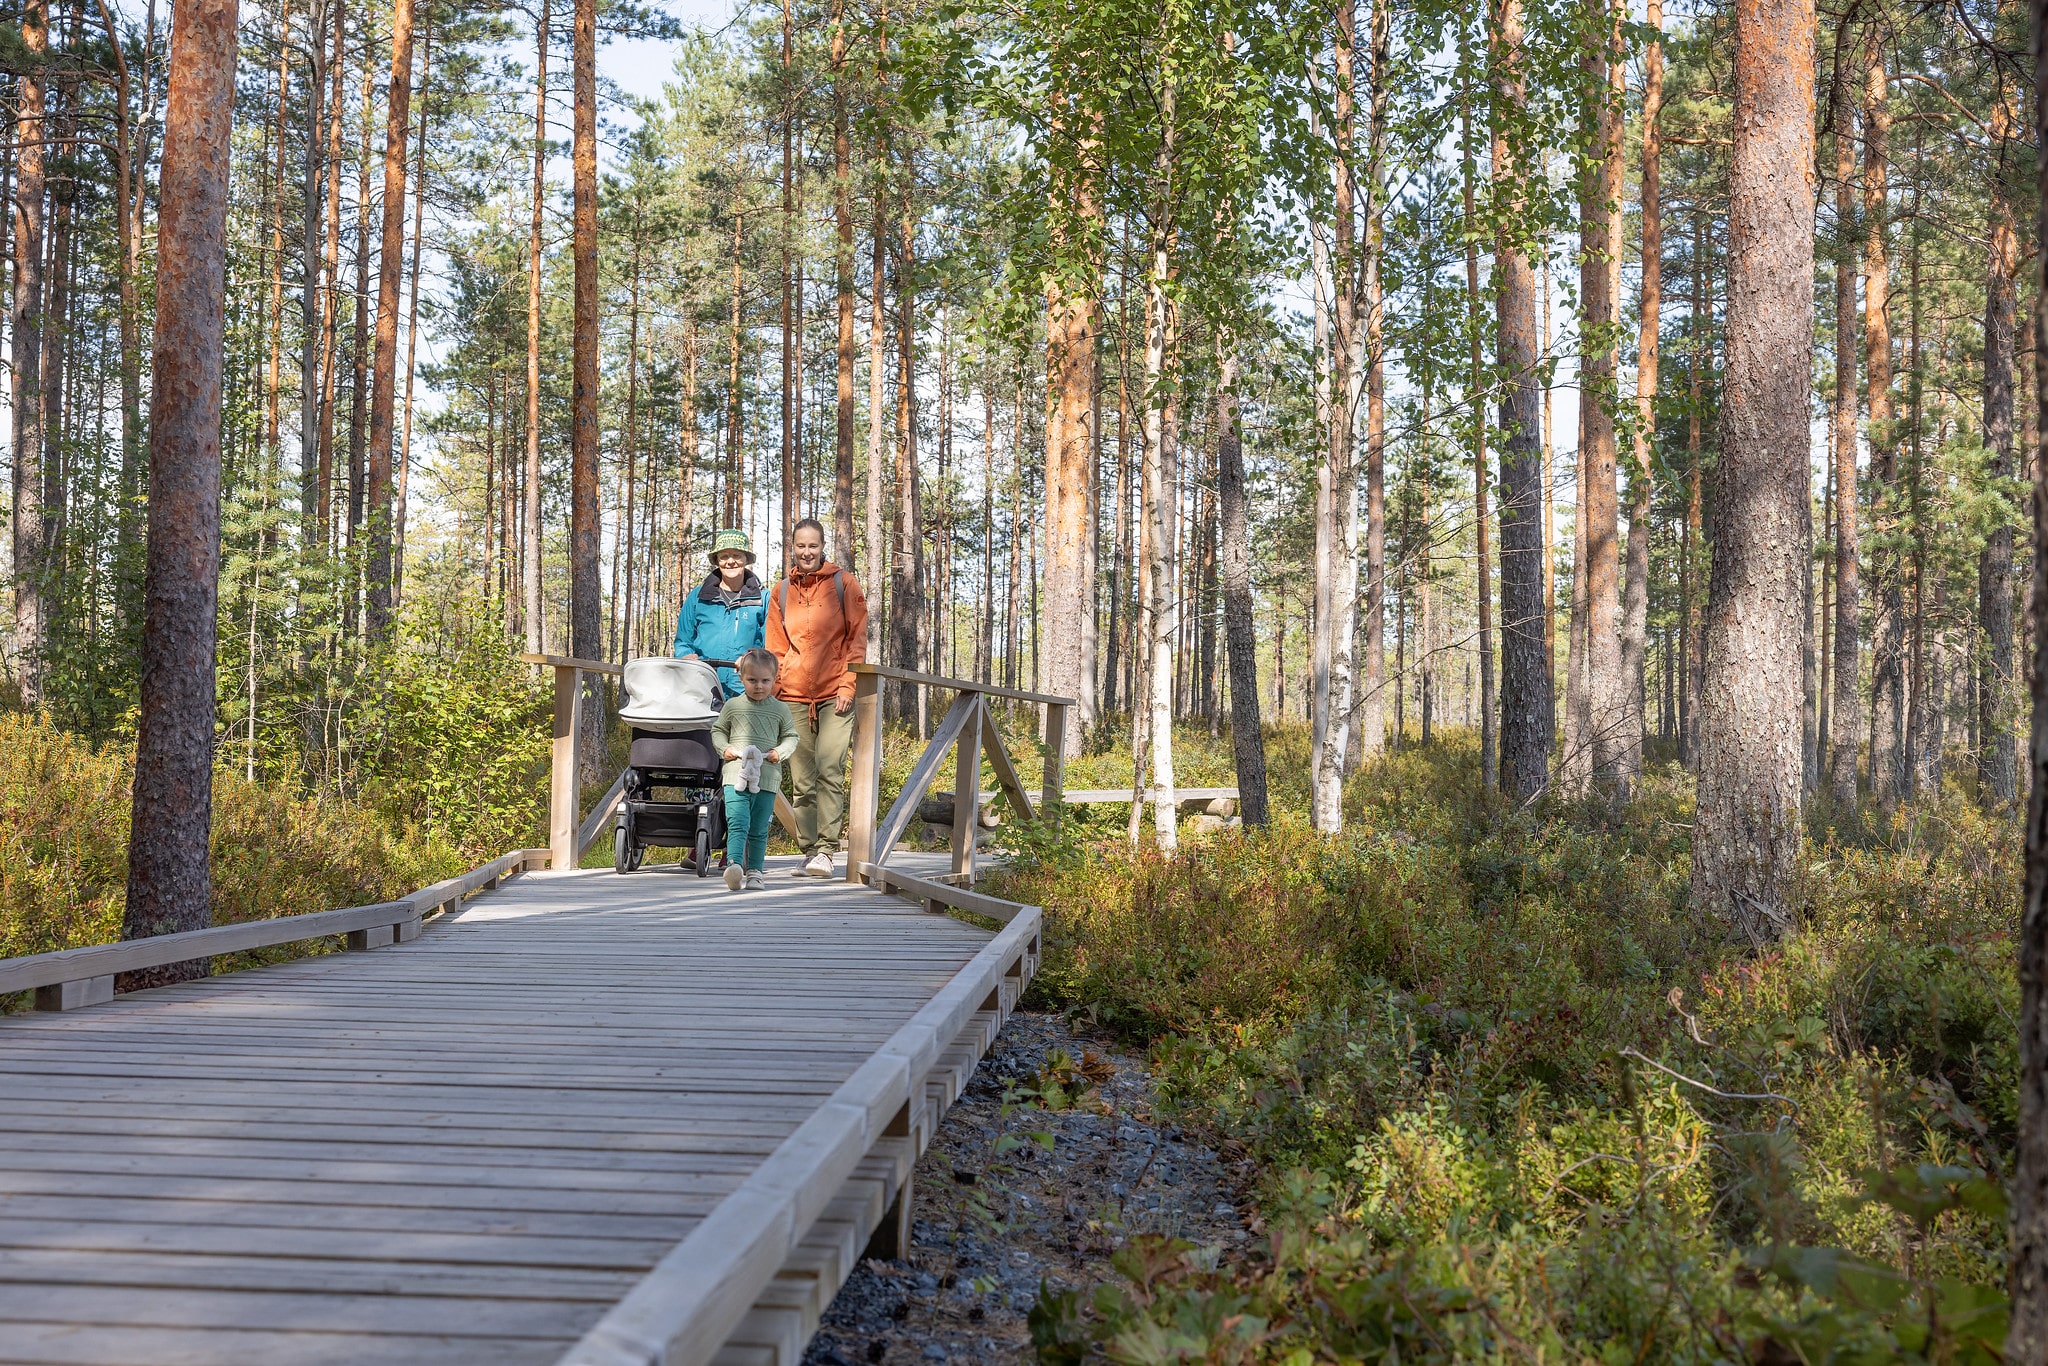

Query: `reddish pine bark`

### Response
(124, 0, 240, 970)
(1692, 0, 1814, 942)
(364, 0, 416, 636)
(1827, 25, 1861, 803)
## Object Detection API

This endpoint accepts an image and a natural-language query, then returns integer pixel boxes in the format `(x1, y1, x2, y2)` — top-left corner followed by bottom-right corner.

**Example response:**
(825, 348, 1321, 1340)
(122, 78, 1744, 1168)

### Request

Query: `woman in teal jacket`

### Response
(673, 529, 768, 697)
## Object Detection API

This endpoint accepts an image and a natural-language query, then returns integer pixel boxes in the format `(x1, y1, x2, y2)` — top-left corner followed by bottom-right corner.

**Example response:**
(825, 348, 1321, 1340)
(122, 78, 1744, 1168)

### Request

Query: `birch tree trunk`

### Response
(1621, 0, 1661, 786)
(1141, 74, 1178, 852)
(1493, 0, 1550, 799)
(1355, 0, 1388, 765)
(1313, 0, 1363, 831)
(1692, 0, 1814, 942)
(1461, 77, 1493, 789)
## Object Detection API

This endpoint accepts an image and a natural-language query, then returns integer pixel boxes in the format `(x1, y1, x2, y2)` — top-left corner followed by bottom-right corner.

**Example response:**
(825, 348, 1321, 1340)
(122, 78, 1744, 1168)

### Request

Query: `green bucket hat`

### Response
(708, 529, 755, 565)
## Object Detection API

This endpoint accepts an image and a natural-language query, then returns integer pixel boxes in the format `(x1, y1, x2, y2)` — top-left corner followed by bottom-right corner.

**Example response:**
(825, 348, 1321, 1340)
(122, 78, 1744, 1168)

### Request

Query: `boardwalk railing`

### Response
(0, 844, 550, 1011)
(562, 864, 1044, 1366)
(843, 662, 1073, 886)
(520, 651, 629, 870)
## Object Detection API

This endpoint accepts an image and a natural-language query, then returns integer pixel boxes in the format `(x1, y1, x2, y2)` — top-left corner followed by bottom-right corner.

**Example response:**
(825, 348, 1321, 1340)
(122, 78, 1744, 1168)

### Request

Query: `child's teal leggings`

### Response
(723, 785, 777, 872)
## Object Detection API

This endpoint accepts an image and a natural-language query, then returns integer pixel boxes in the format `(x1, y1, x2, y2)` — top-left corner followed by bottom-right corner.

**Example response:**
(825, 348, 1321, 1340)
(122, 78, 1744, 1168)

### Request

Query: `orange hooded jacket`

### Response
(765, 562, 870, 713)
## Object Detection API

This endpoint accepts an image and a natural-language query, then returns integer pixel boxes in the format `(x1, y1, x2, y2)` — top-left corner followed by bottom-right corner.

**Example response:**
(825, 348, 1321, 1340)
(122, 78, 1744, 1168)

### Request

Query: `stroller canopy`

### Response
(619, 656, 723, 731)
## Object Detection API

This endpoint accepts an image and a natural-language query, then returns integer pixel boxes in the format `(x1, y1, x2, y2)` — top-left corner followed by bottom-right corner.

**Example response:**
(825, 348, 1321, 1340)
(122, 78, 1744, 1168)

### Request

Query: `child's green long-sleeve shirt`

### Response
(711, 693, 800, 789)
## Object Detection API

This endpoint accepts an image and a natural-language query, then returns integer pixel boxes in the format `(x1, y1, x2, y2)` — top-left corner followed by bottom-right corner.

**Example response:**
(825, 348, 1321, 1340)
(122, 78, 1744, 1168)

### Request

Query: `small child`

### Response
(712, 647, 800, 891)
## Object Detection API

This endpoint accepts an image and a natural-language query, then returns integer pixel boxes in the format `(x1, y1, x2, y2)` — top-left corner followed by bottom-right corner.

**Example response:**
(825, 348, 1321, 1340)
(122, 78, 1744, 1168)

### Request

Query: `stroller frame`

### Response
(613, 657, 733, 876)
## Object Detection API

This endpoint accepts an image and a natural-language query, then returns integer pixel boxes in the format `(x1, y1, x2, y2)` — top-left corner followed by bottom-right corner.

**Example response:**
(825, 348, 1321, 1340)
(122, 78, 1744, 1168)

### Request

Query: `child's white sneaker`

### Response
(743, 870, 766, 891)
(724, 863, 744, 892)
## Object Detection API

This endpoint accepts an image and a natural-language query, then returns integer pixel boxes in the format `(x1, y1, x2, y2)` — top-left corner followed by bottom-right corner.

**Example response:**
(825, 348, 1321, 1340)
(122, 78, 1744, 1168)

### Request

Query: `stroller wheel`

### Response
(694, 829, 711, 878)
(615, 813, 637, 875)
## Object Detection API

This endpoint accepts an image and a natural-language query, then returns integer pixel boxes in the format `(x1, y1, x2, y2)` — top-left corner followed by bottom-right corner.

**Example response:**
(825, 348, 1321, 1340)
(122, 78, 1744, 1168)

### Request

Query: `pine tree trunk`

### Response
(1043, 166, 1100, 750)
(298, 0, 330, 538)
(11, 0, 48, 700)
(315, 0, 345, 544)
(1864, 33, 1905, 807)
(1979, 112, 2019, 806)
(2009, 1, 2048, 1334)
(1621, 0, 1661, 786)
(124, 0, 238, 970)
(1492, 0, 1549, 801)
(890, 194, 924, 723)
(1693, 0, 1814, 942)
(365, 0, 415, 636)
(263, 2, 291, 521)
(1828, 25, 1862, 802)
(524, 0, 548, 653)
(864, 55, 889, 662)
(779, 0, 796, 561)
(570, 0, 604, 776)
(1574, 5, 1625, 793)
(394, 25, 429, 607)
(831, 0, 855, 567)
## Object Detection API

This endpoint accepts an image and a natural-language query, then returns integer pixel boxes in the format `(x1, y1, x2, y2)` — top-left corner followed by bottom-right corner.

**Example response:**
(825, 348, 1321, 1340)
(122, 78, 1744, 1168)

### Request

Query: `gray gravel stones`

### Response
(801, 1011, 1255, 1366)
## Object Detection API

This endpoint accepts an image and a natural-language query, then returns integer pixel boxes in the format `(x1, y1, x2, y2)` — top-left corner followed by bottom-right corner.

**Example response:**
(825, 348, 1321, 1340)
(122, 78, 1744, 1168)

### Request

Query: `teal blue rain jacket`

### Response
(673, 571, 767, 697)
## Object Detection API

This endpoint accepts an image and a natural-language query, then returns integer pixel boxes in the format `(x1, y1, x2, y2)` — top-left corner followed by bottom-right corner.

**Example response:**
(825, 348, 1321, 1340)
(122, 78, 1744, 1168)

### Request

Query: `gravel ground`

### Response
(801, 1011, 1257, 1366)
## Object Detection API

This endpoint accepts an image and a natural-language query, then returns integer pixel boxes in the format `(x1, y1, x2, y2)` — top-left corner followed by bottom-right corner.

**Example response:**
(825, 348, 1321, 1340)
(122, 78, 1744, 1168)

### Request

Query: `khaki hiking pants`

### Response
(789, 702, 853, 856)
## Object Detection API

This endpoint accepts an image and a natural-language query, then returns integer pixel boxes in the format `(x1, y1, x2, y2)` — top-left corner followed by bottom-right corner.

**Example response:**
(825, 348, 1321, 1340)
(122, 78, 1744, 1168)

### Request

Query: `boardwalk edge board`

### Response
(0, 847, 550, 1008)
(559, 885, 1044, 1366)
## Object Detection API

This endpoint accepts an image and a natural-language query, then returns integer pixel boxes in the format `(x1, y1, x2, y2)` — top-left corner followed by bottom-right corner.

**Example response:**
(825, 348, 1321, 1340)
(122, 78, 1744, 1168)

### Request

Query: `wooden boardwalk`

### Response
(0, 856, 1039, 1366)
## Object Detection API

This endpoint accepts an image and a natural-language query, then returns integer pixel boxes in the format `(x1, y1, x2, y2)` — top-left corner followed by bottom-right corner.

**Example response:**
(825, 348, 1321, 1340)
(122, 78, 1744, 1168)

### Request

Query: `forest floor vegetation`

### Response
(990, 729, 2016, 1364)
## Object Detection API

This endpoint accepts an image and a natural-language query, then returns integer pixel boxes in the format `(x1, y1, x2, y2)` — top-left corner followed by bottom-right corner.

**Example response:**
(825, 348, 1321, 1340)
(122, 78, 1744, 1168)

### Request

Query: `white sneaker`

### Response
(744, 871, 766, 891)
(804, 852, 835, 878)
(724, 864, 744, 892)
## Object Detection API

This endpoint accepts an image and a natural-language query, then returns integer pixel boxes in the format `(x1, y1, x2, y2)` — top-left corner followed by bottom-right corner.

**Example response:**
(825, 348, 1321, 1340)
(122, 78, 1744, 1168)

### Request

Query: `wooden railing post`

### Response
(550, 664, 581, 871)
(950, 693, 983, 882)
(844, 668, 884, 882)
(1041, 701, 1068, 820)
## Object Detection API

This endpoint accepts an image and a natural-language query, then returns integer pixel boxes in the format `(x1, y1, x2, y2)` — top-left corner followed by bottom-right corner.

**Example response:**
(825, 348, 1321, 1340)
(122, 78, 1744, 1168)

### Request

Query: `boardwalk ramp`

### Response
(0, 857, 1039, 1366)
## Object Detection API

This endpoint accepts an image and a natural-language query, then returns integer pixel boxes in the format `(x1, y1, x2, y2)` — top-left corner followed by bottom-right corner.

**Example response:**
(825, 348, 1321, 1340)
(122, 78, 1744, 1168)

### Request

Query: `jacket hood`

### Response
(698, 569, 764, 605)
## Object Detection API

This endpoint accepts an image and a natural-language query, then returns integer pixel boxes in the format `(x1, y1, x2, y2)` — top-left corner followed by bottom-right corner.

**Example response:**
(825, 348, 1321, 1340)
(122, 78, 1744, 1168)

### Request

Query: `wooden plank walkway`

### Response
(0, 856, 1039, 1366)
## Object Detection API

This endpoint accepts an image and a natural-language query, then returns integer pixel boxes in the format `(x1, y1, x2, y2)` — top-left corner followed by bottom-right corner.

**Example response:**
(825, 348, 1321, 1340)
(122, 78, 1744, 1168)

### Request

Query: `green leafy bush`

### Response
(1, 712, 469, 973)
(998, 736, 2018, 1363)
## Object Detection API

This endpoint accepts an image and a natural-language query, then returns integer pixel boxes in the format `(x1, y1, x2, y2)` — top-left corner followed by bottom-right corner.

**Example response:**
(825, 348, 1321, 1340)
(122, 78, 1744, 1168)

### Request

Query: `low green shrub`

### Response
(1, 712, 469, 971)
(997, 735, 2017, 1363)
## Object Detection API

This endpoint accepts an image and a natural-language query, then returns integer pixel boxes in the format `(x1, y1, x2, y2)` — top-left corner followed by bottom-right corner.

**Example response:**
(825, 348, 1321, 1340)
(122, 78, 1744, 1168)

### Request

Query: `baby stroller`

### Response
(612, 656, 731, 875)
